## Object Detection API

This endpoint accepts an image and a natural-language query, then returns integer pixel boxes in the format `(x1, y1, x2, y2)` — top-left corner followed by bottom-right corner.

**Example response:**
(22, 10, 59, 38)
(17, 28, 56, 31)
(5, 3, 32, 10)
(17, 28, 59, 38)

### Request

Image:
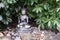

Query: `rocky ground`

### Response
(0, 27, 60, 40)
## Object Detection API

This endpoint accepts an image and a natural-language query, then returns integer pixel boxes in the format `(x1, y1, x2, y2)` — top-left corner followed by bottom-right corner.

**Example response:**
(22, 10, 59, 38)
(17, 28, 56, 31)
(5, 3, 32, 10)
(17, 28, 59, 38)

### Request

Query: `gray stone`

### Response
(17, 27, 33, 33)
(57, 24, 60, 32)
(52, 33, 60, 40)
(0, 36, 11, 40)
(0, 32, 4, 37)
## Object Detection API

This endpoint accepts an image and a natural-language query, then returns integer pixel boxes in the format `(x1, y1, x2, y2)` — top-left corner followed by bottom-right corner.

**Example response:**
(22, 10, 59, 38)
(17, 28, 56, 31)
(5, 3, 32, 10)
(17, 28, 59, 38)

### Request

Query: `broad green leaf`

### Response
(32, 6, 43, 13)
(2, 20, 9, 24)
(48, 21, 52, 29)
(56, 8, 60, 12)
(43, 3, 50, 10)
(0, 3, 4, 8)
(41, 24, 45, 29)
(30, 0, 38, 5)
(56, 0, 60, 2)
(6, 12, 10, 16)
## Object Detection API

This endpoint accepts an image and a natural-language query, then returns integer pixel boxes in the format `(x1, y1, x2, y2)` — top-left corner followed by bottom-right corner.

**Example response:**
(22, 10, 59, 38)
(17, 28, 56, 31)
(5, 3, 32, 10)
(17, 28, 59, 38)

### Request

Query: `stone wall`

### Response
(0, 28, 60, 40)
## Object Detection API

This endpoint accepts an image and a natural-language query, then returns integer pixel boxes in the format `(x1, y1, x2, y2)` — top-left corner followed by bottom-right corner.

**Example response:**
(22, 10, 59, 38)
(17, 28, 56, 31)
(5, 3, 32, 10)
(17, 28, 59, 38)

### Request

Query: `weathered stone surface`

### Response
(0, 27, 60, 40)
(0, 36, 11, 40)
(52, 33, 60, 40)
(0, 32, 4, 37)
(20, 33, 31, 40)
(57, 24, 60, 32)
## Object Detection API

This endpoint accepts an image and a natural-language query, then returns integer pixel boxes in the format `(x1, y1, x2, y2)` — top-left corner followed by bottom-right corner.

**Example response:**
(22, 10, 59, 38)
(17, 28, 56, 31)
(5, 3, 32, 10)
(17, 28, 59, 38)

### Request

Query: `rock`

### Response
(0, 27, 59, 40)
(15, 36, 21, 40)
(2, 37, 11, 40)
(6, 33, 11, 37)
(57, 24, 60, 32)
(0, 32, 4, 37)
(39, 31, 46, 40)
(3, 31, 8, 36)
(32, 30, 56, 40)
(20, 33, 31, 40)
(52, 33, 60, 40)
(31, 32, 41, 40)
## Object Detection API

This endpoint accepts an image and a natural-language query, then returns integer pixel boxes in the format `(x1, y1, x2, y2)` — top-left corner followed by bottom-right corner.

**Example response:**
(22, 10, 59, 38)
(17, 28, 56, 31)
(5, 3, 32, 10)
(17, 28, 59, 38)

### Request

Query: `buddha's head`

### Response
(21, 8, 26, 15)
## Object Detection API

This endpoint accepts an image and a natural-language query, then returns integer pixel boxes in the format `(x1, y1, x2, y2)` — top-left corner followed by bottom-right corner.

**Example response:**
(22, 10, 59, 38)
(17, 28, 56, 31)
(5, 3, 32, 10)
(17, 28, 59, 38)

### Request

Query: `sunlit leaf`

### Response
(0, 15, 3, 21)
(0, 3, 4, 8)
(48, 21, 52, 29)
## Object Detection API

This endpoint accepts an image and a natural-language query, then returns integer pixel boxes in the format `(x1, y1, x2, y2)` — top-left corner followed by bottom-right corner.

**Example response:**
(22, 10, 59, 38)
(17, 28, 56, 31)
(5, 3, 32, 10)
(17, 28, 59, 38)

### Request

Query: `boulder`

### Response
(0, 32, 4, 37)
(52, 33, 60, 40)
(2, 37, 11, 40)
(57, 24, 60, 32)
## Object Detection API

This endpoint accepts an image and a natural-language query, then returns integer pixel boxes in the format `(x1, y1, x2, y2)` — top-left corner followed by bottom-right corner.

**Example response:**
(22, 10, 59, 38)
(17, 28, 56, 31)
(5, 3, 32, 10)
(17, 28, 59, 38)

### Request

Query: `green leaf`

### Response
(56, 0, 60, 2)
(32, 6, 43, 13)
(48, 21, 52, 29)
(30, 0, 38, 5)
(41, 23, 45, 29)
(56, 8, 60, 12)
(0, 15, 3, 21)
(43, 3, 50, 10)
(2, 20, 9, 25)
(6, 12, 10, 16)
(0, 3, 4, 8)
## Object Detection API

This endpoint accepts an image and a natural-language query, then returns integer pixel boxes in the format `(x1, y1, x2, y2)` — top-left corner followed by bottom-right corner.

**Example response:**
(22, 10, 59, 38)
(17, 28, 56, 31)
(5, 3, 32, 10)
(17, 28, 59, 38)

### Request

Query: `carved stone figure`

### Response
(17, 8, 30, 28)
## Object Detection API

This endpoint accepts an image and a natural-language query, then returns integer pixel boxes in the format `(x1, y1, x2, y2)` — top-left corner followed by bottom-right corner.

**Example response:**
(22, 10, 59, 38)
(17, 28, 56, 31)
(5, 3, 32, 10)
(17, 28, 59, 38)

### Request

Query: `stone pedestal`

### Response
(16, 25, 33, 33)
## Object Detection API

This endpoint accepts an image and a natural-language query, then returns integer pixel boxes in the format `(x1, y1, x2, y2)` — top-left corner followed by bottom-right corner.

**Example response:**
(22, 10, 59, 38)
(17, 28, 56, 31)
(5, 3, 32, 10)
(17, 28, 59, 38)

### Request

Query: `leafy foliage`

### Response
(0, 0, 60, 30)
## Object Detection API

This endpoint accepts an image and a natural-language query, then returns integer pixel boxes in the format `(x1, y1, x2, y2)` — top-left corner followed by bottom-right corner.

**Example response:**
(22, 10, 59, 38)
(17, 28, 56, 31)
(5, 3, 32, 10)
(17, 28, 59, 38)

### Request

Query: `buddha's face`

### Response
(21, 9, 26, 14)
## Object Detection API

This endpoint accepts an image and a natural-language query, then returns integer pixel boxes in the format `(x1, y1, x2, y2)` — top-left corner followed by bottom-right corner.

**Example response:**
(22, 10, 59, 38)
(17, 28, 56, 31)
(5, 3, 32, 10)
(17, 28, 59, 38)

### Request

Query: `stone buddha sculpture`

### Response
(17, 8, 30, 28)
